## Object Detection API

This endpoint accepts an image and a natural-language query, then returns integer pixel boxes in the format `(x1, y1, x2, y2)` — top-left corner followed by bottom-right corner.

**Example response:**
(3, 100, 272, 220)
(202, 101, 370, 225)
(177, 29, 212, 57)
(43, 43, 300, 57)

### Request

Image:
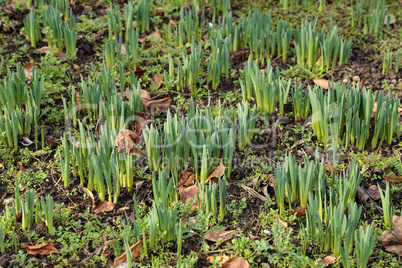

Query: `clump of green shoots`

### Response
(40, 195, 55, 236)
(136, 0, 150, 34)
(107, 4, 123, 38)
(378, 181, 395, 229)
(24, 9, 41, 48)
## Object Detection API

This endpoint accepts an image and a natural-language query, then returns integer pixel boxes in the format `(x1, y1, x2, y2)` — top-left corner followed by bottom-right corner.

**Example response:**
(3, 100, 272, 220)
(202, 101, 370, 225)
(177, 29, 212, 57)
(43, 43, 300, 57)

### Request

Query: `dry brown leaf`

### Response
(316, 256, 337, 267)
(315, 56, 322, 66)
(169, 18, 177, 28)
(289, 40, 295, 48)
(372, 102, 402, 115)
(202, 34, 208, 41)
(75, 89, 81, 110)
(139, 30, 162, 43)
(367, 185, 381, 201)
(268, 174, 275, 184)
(277, 216, 288, 228)
(221, 257, 249, 268)
(230, 50, 250, 60)
(54, 51, 67, 60)
(115, 129, 142, 156)
(93, 201, 115, 214)
(91, 27, 108, 40)
(207, 255, 230, 264)
(384, 175, 402, 183)
(384, 14, 396, 25)
(291, 206, 307, 217)
(141, 89, 151, 104)
(179, 184, 199, 210)
(17, 161, 26, 172)
(249, 235, 261, 241)
(113, 239, 143, 267)
(324, 164, 341, 173)
(120, 43, 127, 54)
(36, 46, 51, 54)
(177, 172, 196, 189)
(153, 73, 164, 90)
(24, 242, 58, 255)
(204, 230, 235, 243)
(313, 79, 329, 89)
(153, 7, 165, 14)
(24, 62, 34, 79)
(379, 216, 402, 255)
(81, 187, 95, 207)
(134, 117, 151, 137)
(134, 69, 146, 78)
(240, 185, 267, 202)
(146, 97, 172, 111)
(205, 161, 225, 184)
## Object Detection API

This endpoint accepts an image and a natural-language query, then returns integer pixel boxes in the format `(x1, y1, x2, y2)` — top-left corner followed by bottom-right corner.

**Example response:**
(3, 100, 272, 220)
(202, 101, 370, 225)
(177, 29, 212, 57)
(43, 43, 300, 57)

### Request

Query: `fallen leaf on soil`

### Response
(119, 43, 127, 54)
(268, 174, 275, 184)
(114, 129, 142, 156)
(367, 185, 381, 201)
(177, 172, 196, 189)
(249, 235, 261, 241)
(17, 162, 26, 172)
(36, 46, 51, 54)
(91, 27, 108, 40)
(141, 89, 151, 104)
(205, 161, 225, 184)
(324, 164, 341, 173)
(134, 117, 151, 137)
(81, 187, 95, 207)
(316, 256, 337, 267)
(93, 201, 115, 214)
(204, 230, 235, 243)
(24, 242, 58, 255)
(289, 40, 295, 48)
(315, 56, 322, 66)
(134, 69, 146, 78)
(153, 73, 164, 90)
(24, 62, 34, 79)
(114, 239, 143, 267)
(230, 50, 250, 60)
(54, 51, 67, 60)
(373, 167, 383, 175)
(240, 185, 267, 202)
(384, 14, 396, 25)
(169, 18, 177, 28)
(277, 216, 288, 228)
(179, 184, 199, 209)
(33, 150, 47, 156)
(372, 102, 402, 114)
(202, 34, 208, 41)
(383, 175, 402, 183)
(379, 216, 402, 255)
(153, 7, 164, 14)
(221, 257, 249, 268)
(139, 30, 162, 43)
(291, 206, 307, 217)
(207, 255, 230, 264)
(146, 97, 172, 111)
(313, 79, 329, 89)
(21, 136, 34, 146)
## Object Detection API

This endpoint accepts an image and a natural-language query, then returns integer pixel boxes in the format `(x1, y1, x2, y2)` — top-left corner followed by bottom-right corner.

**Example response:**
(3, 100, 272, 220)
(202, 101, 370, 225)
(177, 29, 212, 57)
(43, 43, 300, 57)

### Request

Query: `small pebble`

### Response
(263, 230, 271, 236)
(4, 197, 13, 205)
(391, 79, 397, 84)
(343, 78, 348, 84)
(352, 76, 360, 82)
